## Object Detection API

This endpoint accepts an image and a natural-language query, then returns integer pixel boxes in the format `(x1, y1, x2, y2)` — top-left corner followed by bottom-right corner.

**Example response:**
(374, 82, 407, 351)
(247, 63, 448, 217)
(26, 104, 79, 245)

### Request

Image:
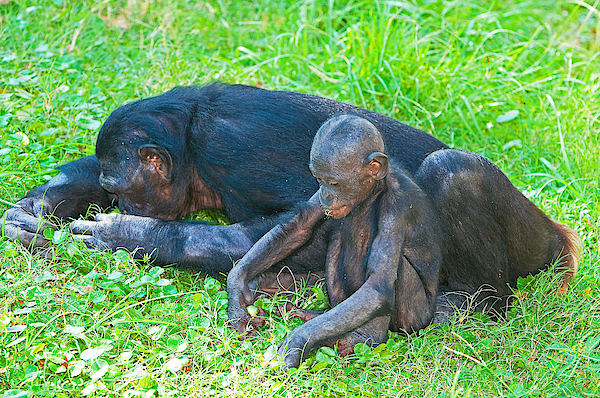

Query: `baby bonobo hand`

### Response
(226, 266, 267, 338)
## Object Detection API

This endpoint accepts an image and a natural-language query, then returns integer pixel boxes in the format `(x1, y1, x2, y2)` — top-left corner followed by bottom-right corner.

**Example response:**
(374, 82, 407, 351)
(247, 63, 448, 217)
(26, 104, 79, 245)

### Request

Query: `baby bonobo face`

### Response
(310, 155, 382, 219)
(309, 115, 388, 219)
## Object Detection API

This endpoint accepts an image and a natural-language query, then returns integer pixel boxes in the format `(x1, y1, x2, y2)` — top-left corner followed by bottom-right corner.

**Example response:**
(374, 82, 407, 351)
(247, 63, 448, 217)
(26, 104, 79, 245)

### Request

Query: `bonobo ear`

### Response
(365, 152, 388, 180)
(139, 145, 173, 179)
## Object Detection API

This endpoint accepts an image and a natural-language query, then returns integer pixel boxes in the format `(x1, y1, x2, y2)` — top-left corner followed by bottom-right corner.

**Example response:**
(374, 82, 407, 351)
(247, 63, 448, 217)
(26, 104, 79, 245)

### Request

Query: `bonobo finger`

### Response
(9, 197, 48, 218)
(248, 307, 266, 329)
(277, 339, 303, 369)
(69, 220, 97, 236)
(71, 234, 109, 251)
(2, 206, 57, 235)
(1, 223, 49, 248)
(228, 316, 251, 337)
(228, 308, 267, 340)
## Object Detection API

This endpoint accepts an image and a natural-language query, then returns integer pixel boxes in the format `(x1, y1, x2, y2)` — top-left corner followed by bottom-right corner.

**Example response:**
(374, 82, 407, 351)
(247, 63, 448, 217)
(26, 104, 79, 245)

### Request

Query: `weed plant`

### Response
(0, 0, 599, 397)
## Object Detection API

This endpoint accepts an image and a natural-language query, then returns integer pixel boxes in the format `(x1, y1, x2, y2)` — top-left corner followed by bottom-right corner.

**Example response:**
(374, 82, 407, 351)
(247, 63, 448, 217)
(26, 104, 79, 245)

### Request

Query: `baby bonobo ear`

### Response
(139, 144, 173, 179)
(366, 152, 388, 180)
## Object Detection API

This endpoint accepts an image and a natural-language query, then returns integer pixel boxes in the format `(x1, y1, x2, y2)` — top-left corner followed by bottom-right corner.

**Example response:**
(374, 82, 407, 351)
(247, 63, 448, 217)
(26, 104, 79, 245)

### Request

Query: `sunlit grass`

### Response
(0, 0, 599, 396)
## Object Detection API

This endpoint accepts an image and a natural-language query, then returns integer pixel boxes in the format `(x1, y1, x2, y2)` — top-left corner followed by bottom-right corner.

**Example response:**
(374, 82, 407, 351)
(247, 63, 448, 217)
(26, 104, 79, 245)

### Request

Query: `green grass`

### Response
(1, 0, 599, 396)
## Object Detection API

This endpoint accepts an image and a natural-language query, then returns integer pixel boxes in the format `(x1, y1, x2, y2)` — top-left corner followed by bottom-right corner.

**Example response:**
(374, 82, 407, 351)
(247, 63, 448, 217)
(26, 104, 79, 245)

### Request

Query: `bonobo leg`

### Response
(278, 222, 440, 367)
(276, 277, 395, 368)
(249, 269, 324, 296)
(1, 156, 110, 249)
(416, 149, 579, 318)
(390, 256, 438, 333)
(281, 303, 324, 322)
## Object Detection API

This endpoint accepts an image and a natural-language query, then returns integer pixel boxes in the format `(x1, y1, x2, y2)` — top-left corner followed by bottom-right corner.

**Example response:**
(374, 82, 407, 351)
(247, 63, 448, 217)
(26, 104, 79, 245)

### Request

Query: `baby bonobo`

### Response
(227, 114, 442, 368)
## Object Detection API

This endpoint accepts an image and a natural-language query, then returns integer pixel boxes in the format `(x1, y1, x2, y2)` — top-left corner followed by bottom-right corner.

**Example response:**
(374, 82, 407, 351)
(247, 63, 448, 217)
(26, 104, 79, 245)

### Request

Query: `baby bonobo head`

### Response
(309, 114, 388, 218)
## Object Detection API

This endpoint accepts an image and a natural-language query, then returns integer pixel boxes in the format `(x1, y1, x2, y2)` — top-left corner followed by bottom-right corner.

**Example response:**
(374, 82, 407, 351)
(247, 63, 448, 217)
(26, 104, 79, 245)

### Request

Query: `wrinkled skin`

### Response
(1, 197, 58, 250)
(3, 86, 579, 361)
(2, 156, 112, 250)
(2, 83, 447, 277)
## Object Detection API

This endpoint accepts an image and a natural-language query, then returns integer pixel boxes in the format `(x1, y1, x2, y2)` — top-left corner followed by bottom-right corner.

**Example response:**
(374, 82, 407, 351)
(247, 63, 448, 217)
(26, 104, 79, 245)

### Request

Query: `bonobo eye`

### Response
(328, 181, 338, 186)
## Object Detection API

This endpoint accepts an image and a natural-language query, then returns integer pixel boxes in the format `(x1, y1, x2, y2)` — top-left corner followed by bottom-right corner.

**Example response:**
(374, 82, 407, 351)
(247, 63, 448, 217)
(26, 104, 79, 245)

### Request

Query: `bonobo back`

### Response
(414, 149, 581, 317)
(95, 83, 447, 222)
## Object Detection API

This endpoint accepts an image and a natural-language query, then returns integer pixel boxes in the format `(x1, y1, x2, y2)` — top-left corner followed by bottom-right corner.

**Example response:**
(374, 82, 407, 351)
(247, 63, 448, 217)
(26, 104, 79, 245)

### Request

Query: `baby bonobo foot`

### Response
(276, 302, 323, 322)
(328, 336, 356, 357)
(228, 306, 267, 340)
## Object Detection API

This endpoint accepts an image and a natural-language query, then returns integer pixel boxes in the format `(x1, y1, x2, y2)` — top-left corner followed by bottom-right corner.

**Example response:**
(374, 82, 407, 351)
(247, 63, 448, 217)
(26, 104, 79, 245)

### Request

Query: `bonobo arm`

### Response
(277, 226, 402, 368)
(227, 192, 325, 334)
(69, 212, 278, 276)
(278, 182, 440, 368)
(1, 156, 110, 249)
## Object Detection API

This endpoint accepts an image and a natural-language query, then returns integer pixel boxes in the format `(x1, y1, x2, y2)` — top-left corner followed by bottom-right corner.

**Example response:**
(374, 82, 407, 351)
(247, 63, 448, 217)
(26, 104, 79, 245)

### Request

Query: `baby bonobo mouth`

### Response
(324, 205, 348, 218)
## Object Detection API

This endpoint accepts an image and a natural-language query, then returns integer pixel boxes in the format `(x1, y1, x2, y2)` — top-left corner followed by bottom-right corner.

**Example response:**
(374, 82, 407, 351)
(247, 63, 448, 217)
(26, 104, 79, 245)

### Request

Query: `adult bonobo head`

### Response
(94, 86, 212, 220)
(309, 114, 389, 219)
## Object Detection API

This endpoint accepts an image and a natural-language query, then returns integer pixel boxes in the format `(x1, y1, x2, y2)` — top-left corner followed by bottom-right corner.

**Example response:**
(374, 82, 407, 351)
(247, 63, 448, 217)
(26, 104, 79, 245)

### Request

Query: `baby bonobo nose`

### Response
(319, 186, 334, 207)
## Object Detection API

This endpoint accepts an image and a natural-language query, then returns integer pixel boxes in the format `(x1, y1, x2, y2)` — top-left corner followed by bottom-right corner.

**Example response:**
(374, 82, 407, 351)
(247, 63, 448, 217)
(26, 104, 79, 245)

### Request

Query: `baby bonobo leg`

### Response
(281, 303, 324, 322)
(249, 270, 324, 296)
(390, 255, 439, 333)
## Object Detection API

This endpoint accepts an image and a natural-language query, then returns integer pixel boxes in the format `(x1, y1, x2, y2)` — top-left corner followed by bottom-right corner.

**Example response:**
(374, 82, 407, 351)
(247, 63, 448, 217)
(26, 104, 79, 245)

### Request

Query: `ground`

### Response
(0, 0, 599, 397)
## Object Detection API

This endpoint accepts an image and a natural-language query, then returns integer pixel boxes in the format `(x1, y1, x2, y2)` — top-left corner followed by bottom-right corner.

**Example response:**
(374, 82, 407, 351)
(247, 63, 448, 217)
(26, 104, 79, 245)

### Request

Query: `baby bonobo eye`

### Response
(328, 181, 338, 186)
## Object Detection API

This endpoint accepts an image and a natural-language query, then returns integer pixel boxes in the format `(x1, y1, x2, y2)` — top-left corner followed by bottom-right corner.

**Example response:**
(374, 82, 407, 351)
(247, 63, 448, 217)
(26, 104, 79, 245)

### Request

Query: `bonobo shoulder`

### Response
(375, 158, 433, 232)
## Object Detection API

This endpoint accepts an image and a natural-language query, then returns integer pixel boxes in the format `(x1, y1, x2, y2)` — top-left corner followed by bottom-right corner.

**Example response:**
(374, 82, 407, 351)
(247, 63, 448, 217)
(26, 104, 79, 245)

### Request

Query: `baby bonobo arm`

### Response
(278, 174, 441, 368)
(227, 192, 325, 334)
(277, 223, 403, 368)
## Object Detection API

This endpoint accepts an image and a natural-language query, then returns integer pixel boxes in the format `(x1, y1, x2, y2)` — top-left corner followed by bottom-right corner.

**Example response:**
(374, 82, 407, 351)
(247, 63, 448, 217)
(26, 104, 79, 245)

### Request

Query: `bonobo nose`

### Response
(319, 186, 334, 207)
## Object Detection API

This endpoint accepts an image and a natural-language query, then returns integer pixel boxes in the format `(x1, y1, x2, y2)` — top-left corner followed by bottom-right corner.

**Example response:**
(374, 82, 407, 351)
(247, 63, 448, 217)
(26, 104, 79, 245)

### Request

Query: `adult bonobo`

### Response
(1, 83, 447, 277)
(226, 115, 580, 368)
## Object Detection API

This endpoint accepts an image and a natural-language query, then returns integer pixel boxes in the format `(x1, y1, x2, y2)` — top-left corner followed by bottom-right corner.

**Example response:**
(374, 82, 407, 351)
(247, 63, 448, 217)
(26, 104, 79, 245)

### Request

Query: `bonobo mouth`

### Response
(107, 193, 119, 206)
(325, 205, 348, 218)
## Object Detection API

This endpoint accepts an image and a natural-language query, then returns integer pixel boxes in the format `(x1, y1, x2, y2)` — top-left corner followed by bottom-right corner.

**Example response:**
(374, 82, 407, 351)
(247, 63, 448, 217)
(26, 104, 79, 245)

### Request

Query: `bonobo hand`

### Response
(277, 327, 312, 368)
(69, 213, 159, 251)
(1, 197, 58, 249)
(226, 268, 266, 337)
(228, 305, 266, 339)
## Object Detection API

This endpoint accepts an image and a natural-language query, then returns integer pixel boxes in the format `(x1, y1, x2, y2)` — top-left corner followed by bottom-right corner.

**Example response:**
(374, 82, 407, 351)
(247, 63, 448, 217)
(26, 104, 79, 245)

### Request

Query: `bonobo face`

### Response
(310, 115, 388, 219)
(310, 154, 384, 219)
(310, 159, 375, 218)
(97, 142, 179, 220)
